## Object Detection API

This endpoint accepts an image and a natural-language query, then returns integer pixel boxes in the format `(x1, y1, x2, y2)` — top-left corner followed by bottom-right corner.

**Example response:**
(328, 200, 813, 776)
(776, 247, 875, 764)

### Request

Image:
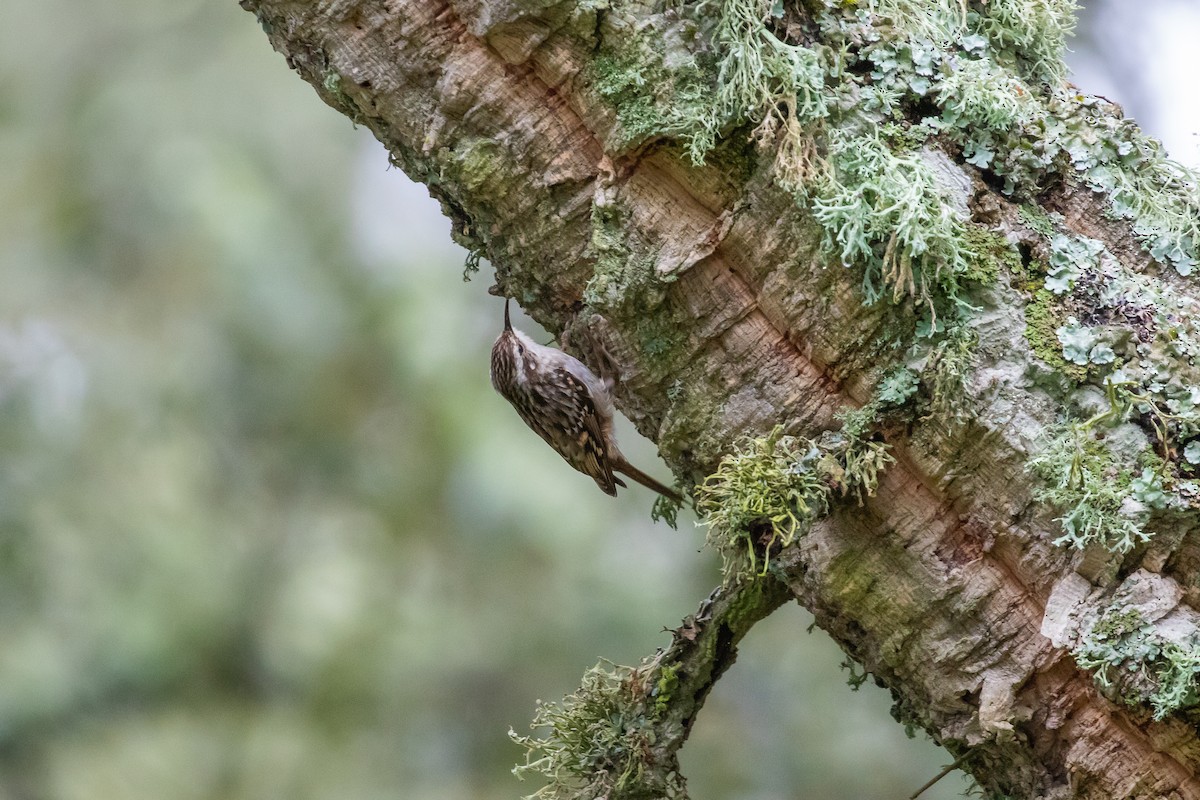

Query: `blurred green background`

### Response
(0, 1, 1194, 798)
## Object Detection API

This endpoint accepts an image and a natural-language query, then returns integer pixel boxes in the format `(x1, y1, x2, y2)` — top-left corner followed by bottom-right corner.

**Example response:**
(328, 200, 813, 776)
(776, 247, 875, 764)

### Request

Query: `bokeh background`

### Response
(0, 2, 1196, 798)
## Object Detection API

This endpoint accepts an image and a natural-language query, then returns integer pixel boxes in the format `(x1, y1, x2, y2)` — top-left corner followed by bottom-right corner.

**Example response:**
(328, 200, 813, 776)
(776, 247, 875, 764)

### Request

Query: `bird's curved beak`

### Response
(504, 297, 512, 332)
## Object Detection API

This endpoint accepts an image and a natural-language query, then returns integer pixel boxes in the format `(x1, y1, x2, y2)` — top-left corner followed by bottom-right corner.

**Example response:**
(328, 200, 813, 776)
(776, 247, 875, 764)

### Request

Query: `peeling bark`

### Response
(241, 0, 1200, 797)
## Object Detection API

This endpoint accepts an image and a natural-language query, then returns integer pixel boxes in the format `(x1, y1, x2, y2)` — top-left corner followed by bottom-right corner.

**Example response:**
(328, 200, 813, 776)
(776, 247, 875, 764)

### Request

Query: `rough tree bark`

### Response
(241, 0, 1200, 797)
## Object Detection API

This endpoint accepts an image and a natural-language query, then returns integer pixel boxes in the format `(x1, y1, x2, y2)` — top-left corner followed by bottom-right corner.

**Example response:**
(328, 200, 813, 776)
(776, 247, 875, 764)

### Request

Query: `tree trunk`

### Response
(240, 0, 1200, 797)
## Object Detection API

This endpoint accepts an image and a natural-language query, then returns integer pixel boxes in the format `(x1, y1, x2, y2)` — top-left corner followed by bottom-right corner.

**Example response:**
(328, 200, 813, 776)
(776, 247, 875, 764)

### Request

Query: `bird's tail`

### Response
(615, 460, 683, 504)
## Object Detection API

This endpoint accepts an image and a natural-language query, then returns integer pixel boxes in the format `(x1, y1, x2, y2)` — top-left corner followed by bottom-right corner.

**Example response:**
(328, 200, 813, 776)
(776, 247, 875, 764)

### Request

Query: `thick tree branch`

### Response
(241, 0, 1200, 797)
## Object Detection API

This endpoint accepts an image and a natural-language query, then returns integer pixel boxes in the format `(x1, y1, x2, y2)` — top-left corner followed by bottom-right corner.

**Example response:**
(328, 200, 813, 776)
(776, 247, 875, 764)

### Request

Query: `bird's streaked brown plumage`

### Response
(490, 299, 680, 502)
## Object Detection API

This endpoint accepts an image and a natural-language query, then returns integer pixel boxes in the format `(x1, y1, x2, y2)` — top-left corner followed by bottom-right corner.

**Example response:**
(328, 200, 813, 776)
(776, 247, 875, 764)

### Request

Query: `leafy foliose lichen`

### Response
(845, 4, 1200, 277)
(1074, 606, 1200, 719)
(1048, 246, 1200, 459)
(510, 661, 685, 800)
(1016, 219, 1200, 547)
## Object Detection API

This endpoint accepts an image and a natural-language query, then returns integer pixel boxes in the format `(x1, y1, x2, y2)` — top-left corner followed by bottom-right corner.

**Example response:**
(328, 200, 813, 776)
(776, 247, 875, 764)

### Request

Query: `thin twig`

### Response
(909, 749, 973, 800)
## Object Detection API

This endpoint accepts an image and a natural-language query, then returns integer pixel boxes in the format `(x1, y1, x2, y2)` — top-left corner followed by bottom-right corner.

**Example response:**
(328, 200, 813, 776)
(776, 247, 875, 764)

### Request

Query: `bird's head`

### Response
(490, 298, 525, 395)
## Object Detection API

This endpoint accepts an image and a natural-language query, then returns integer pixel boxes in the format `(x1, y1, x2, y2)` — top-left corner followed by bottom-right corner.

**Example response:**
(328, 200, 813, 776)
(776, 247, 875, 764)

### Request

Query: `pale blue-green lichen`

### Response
(703, 0, 828, 160)
(586, 0, 1198, 309)
(1074, 606, 1200, 719)
(1028, 425, 1148, 553)
(1044, 234, 1105, 295)
(585, 0, 1200, 552)
(809, 128, 975, 307)
(1022, 226, 1200, 552)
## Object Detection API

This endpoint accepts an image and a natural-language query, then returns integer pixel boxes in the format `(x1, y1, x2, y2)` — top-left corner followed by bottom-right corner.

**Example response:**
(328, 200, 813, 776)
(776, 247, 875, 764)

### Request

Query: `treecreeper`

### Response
(490, 299, 681, 503)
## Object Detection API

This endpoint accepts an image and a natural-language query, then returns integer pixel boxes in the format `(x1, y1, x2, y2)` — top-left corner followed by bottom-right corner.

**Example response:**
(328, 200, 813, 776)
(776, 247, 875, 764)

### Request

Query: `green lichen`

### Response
(836, 437, 895, 504)
(840, 656, 870, 690)
(509, 580, 786, 800)
(454, 137, 506, 193)
(321, 67, 362, 125)
(589, 45, 713, 155)
(1025, 289, 1087, 381)
(585, 0, 1199, 341)
(968, 0, 1078, 85)
(919, 324, 978, 423)
(809, 129, 974, 307)
(961, 226, 1022, 284)
(583, 196, 697, 382)
(462, 248, 483, 281)
(1026, 251, 1200, 550)
(697, 398, 907, 579)
(836, 362, 922, 443)
(589, 0, 827, 164)
(1044, 233, 1104, 295)
(1038, 242, 1200, 467)
(855, 3, 1198, 276)
(1074, 606, 1200, 719)
(651, 493, 681, 529)
(652, 665, 679, 716)
(698, 0, 829, 177)
(978, 90, 1200, 274)
(1058, 94, 1200, 277)
(696, 428, 831, 579)
(583, 200, 660, 311)
(1018, 204, 1057, 239)
(936, 55, 1038, 140)
(1028, 425, 1147, 553)
(510, 661, 685, 800)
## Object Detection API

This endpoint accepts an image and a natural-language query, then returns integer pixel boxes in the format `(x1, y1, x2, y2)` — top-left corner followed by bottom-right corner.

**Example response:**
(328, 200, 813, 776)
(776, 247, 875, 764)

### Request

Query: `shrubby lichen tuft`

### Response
(968, 0, 1078, 85)
(810, 130, 974, 307)
(510, 661, 685, 800)
(919, 324, 978, 423)
(696, 428, 831, 579)
(582, 0, 1200, 560)
(1028, 425, 1149, 553)
(703, 0, 828, 163)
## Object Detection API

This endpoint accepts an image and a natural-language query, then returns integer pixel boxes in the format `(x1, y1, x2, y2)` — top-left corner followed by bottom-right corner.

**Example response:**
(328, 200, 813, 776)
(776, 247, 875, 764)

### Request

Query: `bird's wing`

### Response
(516, 369, 619, 495)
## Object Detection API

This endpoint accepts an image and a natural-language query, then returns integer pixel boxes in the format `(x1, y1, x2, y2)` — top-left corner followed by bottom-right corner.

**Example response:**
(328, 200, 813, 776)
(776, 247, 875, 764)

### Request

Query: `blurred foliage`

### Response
(4, 0, 1179, 798)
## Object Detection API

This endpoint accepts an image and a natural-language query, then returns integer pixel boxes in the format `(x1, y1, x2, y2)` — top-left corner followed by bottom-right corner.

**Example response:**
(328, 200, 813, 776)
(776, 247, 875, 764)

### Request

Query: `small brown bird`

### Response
(490, 299, 681, 503)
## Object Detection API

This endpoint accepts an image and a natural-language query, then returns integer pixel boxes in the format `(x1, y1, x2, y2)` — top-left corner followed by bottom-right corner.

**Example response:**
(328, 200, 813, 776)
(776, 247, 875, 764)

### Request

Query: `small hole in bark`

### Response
(975, 167, 1006, 194)
(1017, 242, 1033, 268)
